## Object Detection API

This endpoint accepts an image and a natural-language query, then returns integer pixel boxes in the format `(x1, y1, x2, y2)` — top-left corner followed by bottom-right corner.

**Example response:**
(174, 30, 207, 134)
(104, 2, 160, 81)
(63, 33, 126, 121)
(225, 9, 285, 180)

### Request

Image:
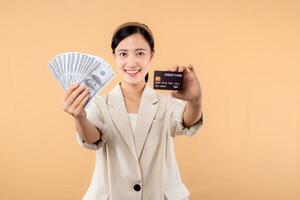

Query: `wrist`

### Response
(74, 115, 87, 122)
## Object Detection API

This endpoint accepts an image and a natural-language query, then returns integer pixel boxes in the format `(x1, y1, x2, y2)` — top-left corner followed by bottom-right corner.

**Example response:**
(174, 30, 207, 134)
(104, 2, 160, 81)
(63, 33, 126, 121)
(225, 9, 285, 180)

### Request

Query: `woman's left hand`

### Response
(168, 65, 202, 104)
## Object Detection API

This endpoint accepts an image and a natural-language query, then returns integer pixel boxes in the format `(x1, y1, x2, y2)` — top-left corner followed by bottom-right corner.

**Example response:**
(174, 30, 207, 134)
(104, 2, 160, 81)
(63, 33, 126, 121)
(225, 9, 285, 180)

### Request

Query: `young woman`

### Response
(63, 22, 203, 200)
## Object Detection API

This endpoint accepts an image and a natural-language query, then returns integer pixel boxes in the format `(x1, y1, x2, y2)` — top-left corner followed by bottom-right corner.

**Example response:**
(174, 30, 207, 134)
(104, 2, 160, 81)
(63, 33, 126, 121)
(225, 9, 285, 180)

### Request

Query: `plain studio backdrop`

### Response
(0, 0, 299, 199)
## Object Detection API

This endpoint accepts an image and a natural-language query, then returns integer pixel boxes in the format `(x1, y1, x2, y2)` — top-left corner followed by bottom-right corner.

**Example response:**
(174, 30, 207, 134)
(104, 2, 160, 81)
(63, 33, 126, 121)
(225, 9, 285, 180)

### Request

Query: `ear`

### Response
(150, 51, 154, 60)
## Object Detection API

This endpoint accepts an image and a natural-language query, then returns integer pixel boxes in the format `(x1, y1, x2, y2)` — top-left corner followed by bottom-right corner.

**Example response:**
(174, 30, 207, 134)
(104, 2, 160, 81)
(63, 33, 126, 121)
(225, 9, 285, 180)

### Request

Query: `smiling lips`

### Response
(124, 69, 141, 77)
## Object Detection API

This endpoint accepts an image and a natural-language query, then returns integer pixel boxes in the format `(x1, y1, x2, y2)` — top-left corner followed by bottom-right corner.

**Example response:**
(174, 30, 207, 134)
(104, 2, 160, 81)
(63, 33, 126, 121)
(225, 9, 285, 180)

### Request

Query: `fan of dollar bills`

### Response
(48, 52, 114, 107)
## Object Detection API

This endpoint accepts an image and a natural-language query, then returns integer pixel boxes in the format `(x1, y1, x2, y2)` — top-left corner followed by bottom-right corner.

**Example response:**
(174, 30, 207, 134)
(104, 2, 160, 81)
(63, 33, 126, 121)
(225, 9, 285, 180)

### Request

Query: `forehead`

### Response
(116, 33, 150, 51)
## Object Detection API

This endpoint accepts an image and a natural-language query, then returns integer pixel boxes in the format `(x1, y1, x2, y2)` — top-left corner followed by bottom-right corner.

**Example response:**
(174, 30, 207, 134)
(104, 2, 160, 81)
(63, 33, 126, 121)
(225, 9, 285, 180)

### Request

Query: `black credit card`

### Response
(153, 71, 183, 91)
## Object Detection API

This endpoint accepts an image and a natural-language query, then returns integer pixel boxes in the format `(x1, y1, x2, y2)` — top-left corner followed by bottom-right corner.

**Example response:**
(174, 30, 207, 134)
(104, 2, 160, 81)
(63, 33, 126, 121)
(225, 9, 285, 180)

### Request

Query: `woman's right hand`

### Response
(62, 83, 90, 119)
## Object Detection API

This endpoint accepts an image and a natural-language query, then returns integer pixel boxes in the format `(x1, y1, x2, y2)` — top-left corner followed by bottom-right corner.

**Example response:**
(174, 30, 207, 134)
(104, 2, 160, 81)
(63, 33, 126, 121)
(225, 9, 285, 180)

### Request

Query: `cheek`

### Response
(115, 59, 125, 71)
(140, 59, 151, 71)
(138, 56, 151, 66)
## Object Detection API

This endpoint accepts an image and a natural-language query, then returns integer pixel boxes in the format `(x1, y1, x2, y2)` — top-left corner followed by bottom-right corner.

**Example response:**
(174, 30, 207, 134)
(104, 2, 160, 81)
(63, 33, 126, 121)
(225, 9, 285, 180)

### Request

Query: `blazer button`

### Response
(134, 184, 141, 191)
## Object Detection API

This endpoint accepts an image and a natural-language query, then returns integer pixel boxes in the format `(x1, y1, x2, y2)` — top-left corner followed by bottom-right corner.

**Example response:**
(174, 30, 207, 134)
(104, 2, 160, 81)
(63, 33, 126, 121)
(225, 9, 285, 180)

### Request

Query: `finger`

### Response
(66, 90, 89, 115)
(184, 64, 196, 75)
(72, 88, 90, 108)
(183, 66, 191, 74)
(74, 94, 90, 115)
(64, 84, 86, 107)
(187, 64, 194, 71)
(178, 66, 185, 72)
(64, 83, 79, 101)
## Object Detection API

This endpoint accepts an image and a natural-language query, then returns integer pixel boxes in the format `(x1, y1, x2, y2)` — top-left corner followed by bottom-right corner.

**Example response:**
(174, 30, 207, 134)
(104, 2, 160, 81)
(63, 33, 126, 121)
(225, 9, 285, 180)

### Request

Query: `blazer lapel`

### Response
(107, 83, 159, 160)
(135, 85, 159, 159)
(107, 83, 137, 158)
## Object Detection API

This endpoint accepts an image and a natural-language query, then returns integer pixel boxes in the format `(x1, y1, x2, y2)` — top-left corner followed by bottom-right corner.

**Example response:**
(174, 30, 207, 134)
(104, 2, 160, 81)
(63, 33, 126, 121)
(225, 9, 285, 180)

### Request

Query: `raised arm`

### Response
(169, 65, 203, 128)
(63, 83, 101, 144)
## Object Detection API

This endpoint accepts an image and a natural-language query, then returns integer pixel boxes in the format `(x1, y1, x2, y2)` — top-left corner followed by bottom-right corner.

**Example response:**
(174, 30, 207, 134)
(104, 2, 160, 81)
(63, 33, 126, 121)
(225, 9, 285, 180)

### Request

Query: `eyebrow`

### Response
(117, 48, 147, 52)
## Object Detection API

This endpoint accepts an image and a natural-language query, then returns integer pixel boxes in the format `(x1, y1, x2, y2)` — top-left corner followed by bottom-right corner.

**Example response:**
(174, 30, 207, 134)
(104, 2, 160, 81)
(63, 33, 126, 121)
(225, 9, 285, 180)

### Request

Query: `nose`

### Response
(125, 54, 138, 68)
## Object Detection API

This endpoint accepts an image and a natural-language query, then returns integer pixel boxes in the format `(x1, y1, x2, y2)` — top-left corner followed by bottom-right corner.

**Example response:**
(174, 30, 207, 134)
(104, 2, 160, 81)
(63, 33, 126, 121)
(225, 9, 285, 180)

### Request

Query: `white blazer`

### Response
(76, 83, 203, 200)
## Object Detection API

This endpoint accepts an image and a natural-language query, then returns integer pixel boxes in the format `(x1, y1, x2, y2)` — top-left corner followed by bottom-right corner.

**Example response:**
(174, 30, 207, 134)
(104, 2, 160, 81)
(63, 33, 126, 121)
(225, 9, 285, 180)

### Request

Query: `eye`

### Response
(137, 51, 145, 56)
(119, 52, 127, 57)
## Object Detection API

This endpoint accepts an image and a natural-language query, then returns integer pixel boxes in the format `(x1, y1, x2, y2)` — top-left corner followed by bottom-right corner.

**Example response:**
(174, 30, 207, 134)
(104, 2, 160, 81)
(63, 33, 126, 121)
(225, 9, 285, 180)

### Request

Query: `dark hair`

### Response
(111, 23, 154, 83)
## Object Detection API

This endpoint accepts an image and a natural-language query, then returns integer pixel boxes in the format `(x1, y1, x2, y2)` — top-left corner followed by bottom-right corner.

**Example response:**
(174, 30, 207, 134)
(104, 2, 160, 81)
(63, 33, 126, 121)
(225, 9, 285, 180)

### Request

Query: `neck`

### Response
(120, 80, 146, 98)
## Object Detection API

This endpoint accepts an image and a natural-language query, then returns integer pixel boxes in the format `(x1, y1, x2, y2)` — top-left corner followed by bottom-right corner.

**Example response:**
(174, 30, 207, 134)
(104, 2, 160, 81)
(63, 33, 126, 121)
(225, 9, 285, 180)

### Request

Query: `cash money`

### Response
(48, 52, 114, 108)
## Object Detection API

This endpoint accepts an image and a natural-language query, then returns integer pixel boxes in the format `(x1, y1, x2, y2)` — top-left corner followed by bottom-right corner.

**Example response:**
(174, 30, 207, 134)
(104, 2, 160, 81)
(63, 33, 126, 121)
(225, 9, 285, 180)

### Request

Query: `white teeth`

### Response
(125, 69, 141, 74)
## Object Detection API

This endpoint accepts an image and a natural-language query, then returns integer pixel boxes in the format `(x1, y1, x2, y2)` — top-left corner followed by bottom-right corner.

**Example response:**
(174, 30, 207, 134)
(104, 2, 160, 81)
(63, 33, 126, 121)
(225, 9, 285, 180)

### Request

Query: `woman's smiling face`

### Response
(114, 33, 153, 85)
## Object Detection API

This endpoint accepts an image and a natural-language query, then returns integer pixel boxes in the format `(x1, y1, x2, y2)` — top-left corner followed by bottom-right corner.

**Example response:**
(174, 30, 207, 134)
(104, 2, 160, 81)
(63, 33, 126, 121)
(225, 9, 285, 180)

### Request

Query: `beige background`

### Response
(0, 0, 299, 199)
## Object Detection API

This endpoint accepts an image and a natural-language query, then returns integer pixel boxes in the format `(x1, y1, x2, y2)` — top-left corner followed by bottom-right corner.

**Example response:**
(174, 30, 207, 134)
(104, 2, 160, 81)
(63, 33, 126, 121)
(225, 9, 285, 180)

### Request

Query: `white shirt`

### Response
(128, 113, 138, 134)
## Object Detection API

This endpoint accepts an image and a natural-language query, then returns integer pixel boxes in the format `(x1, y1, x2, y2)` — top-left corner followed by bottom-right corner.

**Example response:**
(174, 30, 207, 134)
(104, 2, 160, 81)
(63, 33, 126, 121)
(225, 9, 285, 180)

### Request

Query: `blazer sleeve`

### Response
(76, 96, 108, 150)
(169, 97, 204, 137)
